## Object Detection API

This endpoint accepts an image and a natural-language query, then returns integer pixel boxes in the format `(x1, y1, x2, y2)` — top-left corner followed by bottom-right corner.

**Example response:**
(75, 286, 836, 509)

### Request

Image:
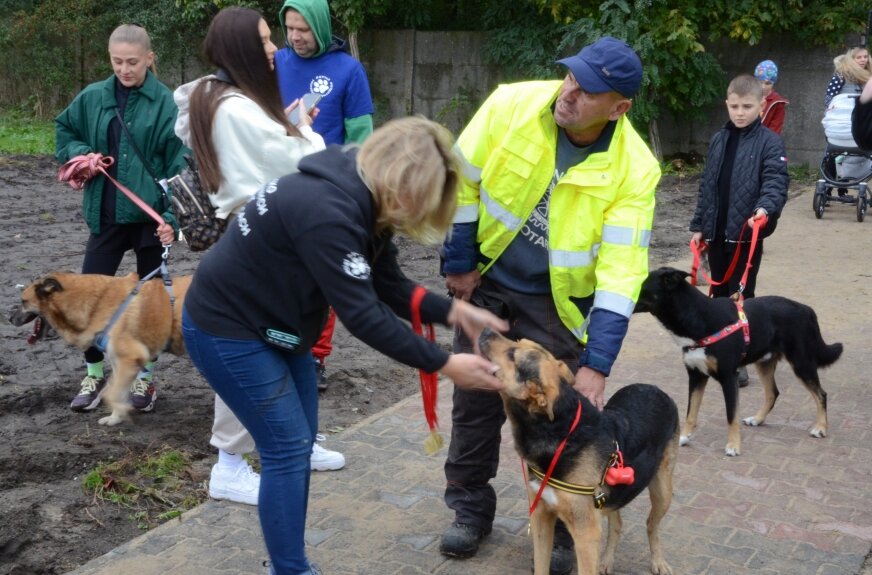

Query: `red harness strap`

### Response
(526, 400, 583, 516)
(410, 286, 442, 454)
(688, 300, 750, 353)
(58, 153, 165, 227)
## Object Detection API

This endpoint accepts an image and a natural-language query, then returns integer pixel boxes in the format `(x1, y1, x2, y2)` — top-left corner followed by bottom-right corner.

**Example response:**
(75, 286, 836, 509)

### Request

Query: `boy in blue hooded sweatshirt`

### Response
(276, 0, 374, 146)
(276, 0, 375, 401)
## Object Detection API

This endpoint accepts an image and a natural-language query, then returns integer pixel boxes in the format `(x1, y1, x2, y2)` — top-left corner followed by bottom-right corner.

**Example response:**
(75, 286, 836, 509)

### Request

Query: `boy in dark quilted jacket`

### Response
(690, 74, 789, 300)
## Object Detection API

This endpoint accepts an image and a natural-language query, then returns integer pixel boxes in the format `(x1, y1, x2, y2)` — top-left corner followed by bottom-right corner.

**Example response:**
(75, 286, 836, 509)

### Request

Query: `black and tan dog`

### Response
(9, 271, 192, 426)
(479, 328, 679, 575)
(635, 266, 843, 456)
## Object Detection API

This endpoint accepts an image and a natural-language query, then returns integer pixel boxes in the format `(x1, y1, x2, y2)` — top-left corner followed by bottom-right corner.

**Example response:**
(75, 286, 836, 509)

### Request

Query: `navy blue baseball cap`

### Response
(556, 37, 643, 98)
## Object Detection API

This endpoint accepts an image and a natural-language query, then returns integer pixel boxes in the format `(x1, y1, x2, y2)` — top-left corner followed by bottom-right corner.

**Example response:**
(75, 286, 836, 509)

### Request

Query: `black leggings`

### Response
(81, 223, 163, 364)
(706, 239, 764, 299)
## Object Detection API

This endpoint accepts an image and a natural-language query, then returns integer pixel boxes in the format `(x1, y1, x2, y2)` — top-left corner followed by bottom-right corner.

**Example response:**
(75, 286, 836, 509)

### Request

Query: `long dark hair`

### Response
(189, 7, 299, 191)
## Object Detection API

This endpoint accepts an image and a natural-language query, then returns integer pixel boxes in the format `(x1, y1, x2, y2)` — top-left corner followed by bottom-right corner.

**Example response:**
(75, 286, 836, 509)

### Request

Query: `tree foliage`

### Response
(1, 0, 871, 124)
(523, 0, 872, 126)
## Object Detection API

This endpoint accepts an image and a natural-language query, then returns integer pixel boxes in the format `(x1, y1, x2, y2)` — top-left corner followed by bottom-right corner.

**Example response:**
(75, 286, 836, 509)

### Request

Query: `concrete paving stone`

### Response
(492, 513, 528, 535)
(396, 533, 437, 551)
(792, 541, 865, 571)
(304, 526, 339, 546)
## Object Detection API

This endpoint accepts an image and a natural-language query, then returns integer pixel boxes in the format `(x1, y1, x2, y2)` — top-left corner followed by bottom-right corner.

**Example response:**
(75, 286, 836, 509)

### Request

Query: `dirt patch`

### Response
(0, 154, 699, 574)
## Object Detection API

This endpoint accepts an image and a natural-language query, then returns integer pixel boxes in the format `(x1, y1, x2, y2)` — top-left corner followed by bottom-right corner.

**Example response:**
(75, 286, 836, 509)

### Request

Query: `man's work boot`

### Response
(737, 365, 750, 388)
(439, 522, 491, 558)
(549, 542, 574, 575)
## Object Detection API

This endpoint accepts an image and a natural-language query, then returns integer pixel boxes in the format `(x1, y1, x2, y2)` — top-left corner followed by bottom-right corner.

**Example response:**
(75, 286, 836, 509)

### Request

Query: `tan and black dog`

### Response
(479, 328, 679, 575)
(8, 271, 192, 426)
(635, 266, 842, 456)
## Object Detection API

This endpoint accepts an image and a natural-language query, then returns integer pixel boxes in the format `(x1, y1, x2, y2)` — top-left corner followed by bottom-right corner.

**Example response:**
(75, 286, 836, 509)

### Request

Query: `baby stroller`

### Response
(815, 93, 872, 221)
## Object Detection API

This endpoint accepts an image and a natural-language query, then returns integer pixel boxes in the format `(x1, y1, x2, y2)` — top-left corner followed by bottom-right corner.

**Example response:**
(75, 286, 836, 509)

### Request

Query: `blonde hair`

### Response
(108, 24, 156, 74)
(727, 74, 763, 99)
(357, 117, 459, 245)
(834, 47, 872, 85)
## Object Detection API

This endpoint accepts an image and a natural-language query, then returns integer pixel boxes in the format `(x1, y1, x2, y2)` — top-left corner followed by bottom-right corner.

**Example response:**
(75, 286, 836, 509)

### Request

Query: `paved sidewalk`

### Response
(68, 190, 872, 575)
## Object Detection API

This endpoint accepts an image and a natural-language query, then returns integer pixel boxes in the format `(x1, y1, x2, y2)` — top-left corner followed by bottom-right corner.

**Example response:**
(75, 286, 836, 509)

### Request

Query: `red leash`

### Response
(525, 400, 582, 515)
(58, 153, 165, 227)
(410, 286, 443, 454)
(689, 215, 768, 298)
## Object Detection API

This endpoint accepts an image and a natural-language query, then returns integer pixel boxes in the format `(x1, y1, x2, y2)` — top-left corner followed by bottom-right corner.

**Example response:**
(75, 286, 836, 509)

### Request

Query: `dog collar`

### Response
(688, 300, 750, 350)
(526, 439, 629, 511)
(526, 465, 607, 509)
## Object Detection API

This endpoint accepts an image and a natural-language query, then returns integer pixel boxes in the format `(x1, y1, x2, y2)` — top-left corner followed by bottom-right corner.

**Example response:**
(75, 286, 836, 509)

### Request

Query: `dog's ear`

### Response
(662, 268, 690, 290)
(35, 277, 64, 299)
(525, 378, 556, 422)
(515, 354, 558, 421)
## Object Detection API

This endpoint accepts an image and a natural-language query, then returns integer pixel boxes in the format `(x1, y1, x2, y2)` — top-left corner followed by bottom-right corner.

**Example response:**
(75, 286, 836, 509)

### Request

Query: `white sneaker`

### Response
(209, 462, 260, 506)
(311, 434, 345, 471)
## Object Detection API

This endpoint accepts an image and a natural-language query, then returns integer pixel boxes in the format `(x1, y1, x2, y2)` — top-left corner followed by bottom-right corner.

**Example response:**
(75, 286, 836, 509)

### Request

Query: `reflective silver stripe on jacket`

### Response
(455, 145, 482, 183)
(453, 204, 479, 223)
(480, 187, 522, 231)
(602, 224, 650, 248)
(550, 248, 597, 268)
(594, 291, 636, 318)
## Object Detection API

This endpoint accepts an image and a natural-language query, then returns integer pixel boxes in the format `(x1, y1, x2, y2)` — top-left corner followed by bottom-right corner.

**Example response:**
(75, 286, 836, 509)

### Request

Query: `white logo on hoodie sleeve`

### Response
(342, 252, 371, 279)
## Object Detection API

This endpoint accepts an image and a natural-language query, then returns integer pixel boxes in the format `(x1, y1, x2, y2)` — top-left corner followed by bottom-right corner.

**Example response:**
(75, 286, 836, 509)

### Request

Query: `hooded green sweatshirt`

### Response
(279, 0, 332, 57)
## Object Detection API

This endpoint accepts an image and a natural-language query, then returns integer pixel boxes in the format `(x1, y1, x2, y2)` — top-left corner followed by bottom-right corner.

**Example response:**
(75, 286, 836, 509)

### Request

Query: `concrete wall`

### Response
(359, 30, 851, 168)
(359, 30, 503, 133)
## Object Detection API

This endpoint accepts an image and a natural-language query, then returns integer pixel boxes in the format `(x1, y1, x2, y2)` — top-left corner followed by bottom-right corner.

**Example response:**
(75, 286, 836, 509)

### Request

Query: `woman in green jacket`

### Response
(55, 23, 187, 414)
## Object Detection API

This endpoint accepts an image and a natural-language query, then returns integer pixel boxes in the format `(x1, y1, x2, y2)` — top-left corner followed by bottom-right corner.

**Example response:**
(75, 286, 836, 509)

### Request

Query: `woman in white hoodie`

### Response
(173, 6, 337, 508)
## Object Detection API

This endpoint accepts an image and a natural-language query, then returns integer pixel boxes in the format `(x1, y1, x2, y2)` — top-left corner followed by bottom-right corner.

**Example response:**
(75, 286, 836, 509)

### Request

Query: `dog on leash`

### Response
(478, 328, 679, 575)
(634, 266, 843, 456)
(8, 271, 191, 426)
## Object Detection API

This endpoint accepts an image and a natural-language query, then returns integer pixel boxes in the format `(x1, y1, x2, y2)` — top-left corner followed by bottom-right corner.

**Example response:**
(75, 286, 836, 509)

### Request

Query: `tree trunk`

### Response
(648, 118, 663, 162)
(348, 30, 360, 60)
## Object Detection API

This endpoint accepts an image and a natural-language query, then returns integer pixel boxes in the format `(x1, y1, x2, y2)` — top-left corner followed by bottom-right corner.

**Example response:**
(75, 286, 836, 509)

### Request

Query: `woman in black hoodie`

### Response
(181, 116, 507, 575)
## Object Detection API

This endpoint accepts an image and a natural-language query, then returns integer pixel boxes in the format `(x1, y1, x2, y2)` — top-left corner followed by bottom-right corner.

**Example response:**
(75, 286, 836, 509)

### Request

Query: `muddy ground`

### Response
(0, 154, 699, 574)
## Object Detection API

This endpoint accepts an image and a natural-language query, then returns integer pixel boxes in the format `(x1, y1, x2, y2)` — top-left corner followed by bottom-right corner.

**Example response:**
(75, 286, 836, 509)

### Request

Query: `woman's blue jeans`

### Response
(182, 308, 318, 575)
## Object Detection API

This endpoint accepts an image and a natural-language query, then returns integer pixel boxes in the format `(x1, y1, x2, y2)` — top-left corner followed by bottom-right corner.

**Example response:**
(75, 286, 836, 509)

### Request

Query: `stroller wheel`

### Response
(858, 183, 868, 222)
(813, 181, 827, 219)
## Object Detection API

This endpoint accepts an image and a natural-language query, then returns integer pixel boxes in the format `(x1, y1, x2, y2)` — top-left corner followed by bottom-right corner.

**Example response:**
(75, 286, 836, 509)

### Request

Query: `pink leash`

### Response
(58, 153, 165, 226)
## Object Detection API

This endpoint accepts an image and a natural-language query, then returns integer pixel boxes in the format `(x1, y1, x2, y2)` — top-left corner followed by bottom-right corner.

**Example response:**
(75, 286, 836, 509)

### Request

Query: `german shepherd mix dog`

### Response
(9, 272, 192, 426)
(478, 328, 679, 575)
(635, 266, 843, 457)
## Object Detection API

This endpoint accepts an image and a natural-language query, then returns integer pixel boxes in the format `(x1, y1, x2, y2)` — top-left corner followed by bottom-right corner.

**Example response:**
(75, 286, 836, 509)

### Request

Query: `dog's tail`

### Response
(817, 342, 843, 367)
(805, 307, 843, 367)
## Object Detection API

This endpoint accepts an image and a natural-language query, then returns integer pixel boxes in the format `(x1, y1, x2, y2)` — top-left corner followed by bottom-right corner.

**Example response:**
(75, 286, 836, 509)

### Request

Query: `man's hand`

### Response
(573, 366, 606, 410)
(446, 270, 481, 301)
(690, 232, 705, 251)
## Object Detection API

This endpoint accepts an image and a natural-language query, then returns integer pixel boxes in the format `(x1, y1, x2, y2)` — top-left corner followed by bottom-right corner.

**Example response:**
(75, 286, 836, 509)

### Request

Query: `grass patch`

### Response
(0, 110, 55, 155)
(82, 446, 208, 530)
(788, 163, 819, 186)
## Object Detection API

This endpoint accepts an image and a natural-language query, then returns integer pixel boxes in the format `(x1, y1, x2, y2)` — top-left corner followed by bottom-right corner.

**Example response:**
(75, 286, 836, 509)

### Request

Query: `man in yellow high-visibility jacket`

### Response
(439, 37, 661, 574)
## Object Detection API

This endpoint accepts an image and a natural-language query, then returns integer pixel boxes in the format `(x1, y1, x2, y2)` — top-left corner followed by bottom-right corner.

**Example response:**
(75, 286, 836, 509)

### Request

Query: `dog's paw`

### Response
(679, 435, 691, 446)
(809, 426, 827, 438)
(742, 416, 762, 427)
(650, 558, 673, 575)
(724, 445, 740, 456)
(599, 561, 615, 575)
(98, 413, 127, 426)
